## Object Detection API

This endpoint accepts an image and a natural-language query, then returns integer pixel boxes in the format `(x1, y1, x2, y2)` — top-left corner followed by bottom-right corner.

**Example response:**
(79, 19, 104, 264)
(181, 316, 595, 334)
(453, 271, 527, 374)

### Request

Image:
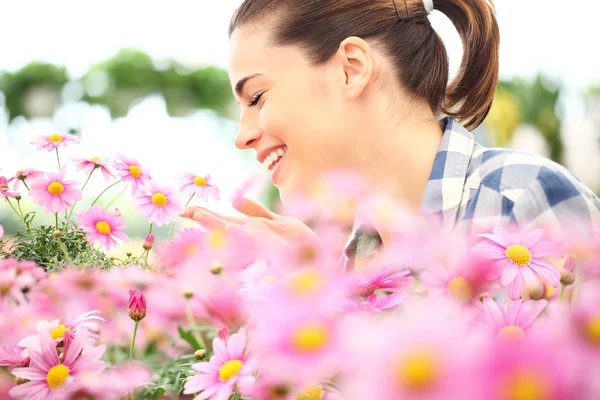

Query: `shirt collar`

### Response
(419, 118, 476, 226)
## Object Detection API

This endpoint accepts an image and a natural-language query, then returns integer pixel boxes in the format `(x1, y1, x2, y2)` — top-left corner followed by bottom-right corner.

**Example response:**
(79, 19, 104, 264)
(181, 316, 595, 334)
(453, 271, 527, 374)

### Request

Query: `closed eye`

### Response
(248, 92, 264, 107)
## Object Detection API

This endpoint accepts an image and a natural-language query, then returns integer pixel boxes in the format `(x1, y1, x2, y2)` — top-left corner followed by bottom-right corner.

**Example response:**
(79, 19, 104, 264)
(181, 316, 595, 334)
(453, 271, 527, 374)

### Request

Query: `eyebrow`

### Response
(235, 73, 264, 97)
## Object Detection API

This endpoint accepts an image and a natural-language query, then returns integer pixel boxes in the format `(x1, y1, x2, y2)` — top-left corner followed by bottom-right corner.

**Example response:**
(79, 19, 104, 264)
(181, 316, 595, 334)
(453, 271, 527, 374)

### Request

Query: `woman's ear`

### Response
(335, 36, 374, 98)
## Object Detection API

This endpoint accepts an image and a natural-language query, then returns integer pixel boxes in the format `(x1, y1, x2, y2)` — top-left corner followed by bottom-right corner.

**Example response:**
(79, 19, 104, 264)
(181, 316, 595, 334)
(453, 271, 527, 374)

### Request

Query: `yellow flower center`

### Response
(95, 221, 111, 235)
(447, 277, 473, 304)
(50, 325, 71, 340)
(184, 243, 201, 255)
(291, 324, 329, 353)
(48, 134, 63, 142)
(193, 176, 207, 186)
(91, 157, 101, 163)
(287, 270, 322, 295)
(498, 325, 525, 343)
(218, 359, 243, 381)
(296, 385, 324, 400)
(506, 245, 532, 266)
(0, 283, 10, 294)
(397, 351, 439, 392)
(260, 274, 279, 284)
(129, 165, 141, 178)
(585, 315, 600, 344)
(151, 193, 168, 206)
(503, 370, 550, 400)
(47, 364, 70, 390)
(208, 230, 227, 249)
(48, 181, 65, 195)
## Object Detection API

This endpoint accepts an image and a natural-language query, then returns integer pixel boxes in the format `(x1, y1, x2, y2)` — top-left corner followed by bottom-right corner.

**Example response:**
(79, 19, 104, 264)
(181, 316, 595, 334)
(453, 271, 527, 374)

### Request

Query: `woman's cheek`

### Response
(259, 101, 288, 143)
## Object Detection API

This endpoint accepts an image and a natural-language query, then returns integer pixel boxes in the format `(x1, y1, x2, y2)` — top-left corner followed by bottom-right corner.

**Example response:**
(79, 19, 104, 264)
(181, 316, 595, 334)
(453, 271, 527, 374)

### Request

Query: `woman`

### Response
(183, 0, 600, 266)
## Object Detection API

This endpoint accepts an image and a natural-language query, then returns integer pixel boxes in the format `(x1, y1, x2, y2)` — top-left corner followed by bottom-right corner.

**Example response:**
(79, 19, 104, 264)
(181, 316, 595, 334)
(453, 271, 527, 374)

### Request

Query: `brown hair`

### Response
(229, 0, 499, 130)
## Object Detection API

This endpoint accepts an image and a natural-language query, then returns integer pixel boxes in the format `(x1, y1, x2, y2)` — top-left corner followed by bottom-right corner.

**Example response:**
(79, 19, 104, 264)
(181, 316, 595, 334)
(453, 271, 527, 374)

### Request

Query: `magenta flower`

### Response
(113, 153, 151, 194)
(9, 328, 105, 399)
(29, 166, 82, 213)
(184, 328, 255, 400)
(143, 234, 154, 250)
(479, 296, 548, 344)
(133, 181, 183, 227)
(30, 132, 80, 152)
(78, 205, 128, 250)
(338, 293, 408, 313)
(178, 172, 220, 201)
(13, 168, 43, 190)
(471, 227, 562, 300)
(128, 289, 147, 321)
(0, 175, 18, 199)
(71, 156, 116, 182)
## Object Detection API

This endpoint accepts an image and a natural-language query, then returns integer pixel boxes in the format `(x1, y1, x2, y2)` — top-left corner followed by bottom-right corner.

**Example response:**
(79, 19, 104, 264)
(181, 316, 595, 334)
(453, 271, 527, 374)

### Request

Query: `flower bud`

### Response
(126, 252, 132, 257)
(527, 283, 544, 300)
(15, 377, 28, 385)
(194, 349, 207, 360)
(210, 262, 223, 275)
(560, 256, 576, 286)
(184, 290, 194, 300)
(53, 230, 62, 237)
(114, 208, 121, 217)
(128, 289, 147, 321)
(143, 234, 154, 250)
(15, 194, 22, 201)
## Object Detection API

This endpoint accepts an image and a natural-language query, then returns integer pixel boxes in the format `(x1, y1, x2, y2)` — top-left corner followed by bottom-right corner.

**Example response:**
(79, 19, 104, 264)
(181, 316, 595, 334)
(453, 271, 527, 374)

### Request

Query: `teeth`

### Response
(263, 146, 287, 171)
(276, 148, 285, 156)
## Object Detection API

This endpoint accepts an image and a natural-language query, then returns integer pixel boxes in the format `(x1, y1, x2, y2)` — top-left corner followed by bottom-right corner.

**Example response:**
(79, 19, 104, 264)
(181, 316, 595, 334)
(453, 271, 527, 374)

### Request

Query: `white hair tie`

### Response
(423, 0, 434, 15)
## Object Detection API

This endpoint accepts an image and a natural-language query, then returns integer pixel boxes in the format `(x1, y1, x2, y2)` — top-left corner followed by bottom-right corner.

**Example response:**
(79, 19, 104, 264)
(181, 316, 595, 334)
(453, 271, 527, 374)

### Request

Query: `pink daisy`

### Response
(30, 132, 80, 152)
(338, 293, 408, 313)
(77, 205, 129, 250)
(479, 296, 548, 344)
(9, 328, 105, 399)
(184, 328, 255, 400)
(71, 156, 116, 182)
(471, 227, 563, 300)
(13, 168, 43, 190)
(113, 153, 151, 194)
(133, 181, 183, 227)
(0, 346, 29, 370)
(178, 172, 220, 201)
(0, 265, 38, 305)
(0, 175, 18, 199)
(349, 267, 412, 297)
(159, 227, 208, 268)
(29, 166, 82, 213)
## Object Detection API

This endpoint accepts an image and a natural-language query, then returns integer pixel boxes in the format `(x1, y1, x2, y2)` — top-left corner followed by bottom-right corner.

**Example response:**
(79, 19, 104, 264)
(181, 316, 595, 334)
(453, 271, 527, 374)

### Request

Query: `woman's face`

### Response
(228, 26, 362, 203)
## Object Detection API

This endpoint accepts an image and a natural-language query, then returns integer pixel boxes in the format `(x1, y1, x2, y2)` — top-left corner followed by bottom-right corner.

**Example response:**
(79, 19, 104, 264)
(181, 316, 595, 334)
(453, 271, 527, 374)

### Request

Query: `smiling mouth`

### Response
(263, 145, 287, 171)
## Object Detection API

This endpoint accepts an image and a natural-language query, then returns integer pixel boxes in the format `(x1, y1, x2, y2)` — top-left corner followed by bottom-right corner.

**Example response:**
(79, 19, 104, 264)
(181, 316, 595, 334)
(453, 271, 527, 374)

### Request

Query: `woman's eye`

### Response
(248, 92, 264, 107)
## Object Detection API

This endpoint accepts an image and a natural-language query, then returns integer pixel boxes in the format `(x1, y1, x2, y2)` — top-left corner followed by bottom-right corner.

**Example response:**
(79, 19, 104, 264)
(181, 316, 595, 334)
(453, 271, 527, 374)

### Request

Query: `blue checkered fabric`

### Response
(344, 117, 600, 268)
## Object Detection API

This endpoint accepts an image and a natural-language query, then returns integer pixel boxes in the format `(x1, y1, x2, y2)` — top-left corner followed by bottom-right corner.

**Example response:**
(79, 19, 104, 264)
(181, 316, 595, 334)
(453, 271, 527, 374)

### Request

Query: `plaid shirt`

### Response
(344, 117, 600, 268)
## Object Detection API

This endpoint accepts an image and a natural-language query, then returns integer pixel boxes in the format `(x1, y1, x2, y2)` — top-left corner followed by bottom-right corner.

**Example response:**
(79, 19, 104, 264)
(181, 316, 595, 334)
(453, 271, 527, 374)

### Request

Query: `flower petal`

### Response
(500, 264, 519, 286)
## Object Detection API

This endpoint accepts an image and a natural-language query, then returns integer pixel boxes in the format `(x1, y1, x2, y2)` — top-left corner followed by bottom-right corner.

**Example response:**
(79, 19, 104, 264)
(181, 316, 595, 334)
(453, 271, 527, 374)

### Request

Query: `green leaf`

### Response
(178, 326, 201, 350)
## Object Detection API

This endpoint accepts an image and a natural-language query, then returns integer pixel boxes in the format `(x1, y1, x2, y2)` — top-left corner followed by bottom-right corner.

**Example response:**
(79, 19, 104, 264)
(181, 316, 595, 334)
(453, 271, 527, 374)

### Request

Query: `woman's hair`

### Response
(229, 0, 499, 130)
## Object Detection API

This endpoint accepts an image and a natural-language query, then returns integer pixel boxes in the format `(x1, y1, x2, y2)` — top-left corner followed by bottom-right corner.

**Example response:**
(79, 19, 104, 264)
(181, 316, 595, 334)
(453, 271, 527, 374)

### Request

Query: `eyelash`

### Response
(248, 92, 264, 107)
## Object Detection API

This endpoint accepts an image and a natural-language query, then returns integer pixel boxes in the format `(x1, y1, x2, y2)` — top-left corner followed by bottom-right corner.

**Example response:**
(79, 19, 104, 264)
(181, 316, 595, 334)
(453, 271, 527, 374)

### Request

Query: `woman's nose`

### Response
(234, 125, 263, 150)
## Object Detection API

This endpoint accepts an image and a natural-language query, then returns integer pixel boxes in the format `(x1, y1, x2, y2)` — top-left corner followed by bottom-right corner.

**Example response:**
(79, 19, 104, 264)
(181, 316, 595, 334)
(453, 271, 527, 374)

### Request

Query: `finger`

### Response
(191, 210, 231, 231)
(182, 206, 247, 224)
(233, 197, 277, 220)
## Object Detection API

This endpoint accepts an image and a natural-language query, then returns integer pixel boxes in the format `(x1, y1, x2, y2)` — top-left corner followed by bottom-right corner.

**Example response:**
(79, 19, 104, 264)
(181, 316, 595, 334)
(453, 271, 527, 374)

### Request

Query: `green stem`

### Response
(55, 148, 61, 170)
(166, 194, 195, 243)
(560, 284, 566, 298)
(129, 320, 140, 364)
(6, 198, 25, 224)
(65, 170, 95, 228)
(23, 181, 31, 191)
(90, 180, 122, 207)
(106, 181, 129, 210)
(186, 298, 207, 350)
(16, 199, 32, 234)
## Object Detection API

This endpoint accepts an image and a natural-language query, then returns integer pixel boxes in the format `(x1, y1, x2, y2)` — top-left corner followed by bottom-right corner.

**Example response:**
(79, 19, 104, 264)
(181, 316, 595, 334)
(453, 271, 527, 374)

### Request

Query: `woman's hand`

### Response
(181, 197, 318, 245)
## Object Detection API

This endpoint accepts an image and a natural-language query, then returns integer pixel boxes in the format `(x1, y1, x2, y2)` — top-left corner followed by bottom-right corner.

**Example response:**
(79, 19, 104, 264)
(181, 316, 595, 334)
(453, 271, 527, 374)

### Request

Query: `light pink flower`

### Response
(179, 172, 220, 201)
(62, 363, 153, 399)
(0, 346, 29, 370)
(349, 267, 411, 297)
(0, 175, 18, 199)
(77, 205, 128, 250)
(30, 132, 80, 152)
(0, 266, 37, 305)
(113, 153, 151, 194)
(9, 328, 105, 399)
(133, 181, 183, 227)
(184, 328, 255, 400)
(13, 168, 44, 190)
(159, 227, 207, 268)
(479, 296, 548, 344)
(29, 166, 82, 213)
(338, 293, 408, 313)
(71, 156, 116, 182)
(471, 227, 562, 300)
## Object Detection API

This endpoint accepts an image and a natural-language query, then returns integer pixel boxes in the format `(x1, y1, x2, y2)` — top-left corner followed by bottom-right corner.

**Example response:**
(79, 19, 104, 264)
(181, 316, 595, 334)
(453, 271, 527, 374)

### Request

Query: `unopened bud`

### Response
(527, 284, 544, 300)
(15, 194, 22, 201)
(126, 252, 132, 257)
(53, 230, 62, 237)
(184, 290, 194, 299)
(210, 262, 223, 275)
(194, 349, 207, 360)
(15, 377, 28, 385)
(114, 208, 121, 217)
(143, 234, 154, 250)
(49, 259, 55, 263)
(128, 289, 147, 321)
(561, 257, 577, 285)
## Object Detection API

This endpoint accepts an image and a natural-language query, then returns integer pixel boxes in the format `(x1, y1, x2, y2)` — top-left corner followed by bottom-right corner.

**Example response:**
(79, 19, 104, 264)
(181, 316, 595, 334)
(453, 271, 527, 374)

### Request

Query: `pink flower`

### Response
(113, 153, 151, 194)
(13, 168, 44, 190)
(0, 346, 29, 370)
(0, 266, 36, 305)
(0, 175, 18, 199)
(143, 234, 154, 250)
(178, 172, 220, 201)
(471, 227, 562, 300)
(128, 289, 147, 321)
(184, 328, 255, 400)
(29, 166, 82, 213)
(77, 205, 128, 250)
(30, 132, 80, 152)
(133, 181, 183, 227)
(159, 227, 207, 268)
(479, 296, 548, 344)
(338, 293, 408, 313)
(62, 363, 153, 399)
(9, 328, 105, 399)
(71, 156, 116, 182)
(349, 267, 412, 297)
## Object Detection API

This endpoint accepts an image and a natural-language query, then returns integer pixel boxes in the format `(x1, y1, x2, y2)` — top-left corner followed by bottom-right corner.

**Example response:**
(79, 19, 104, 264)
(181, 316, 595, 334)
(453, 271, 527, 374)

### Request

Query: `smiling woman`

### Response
(183, 0, 600, 268)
